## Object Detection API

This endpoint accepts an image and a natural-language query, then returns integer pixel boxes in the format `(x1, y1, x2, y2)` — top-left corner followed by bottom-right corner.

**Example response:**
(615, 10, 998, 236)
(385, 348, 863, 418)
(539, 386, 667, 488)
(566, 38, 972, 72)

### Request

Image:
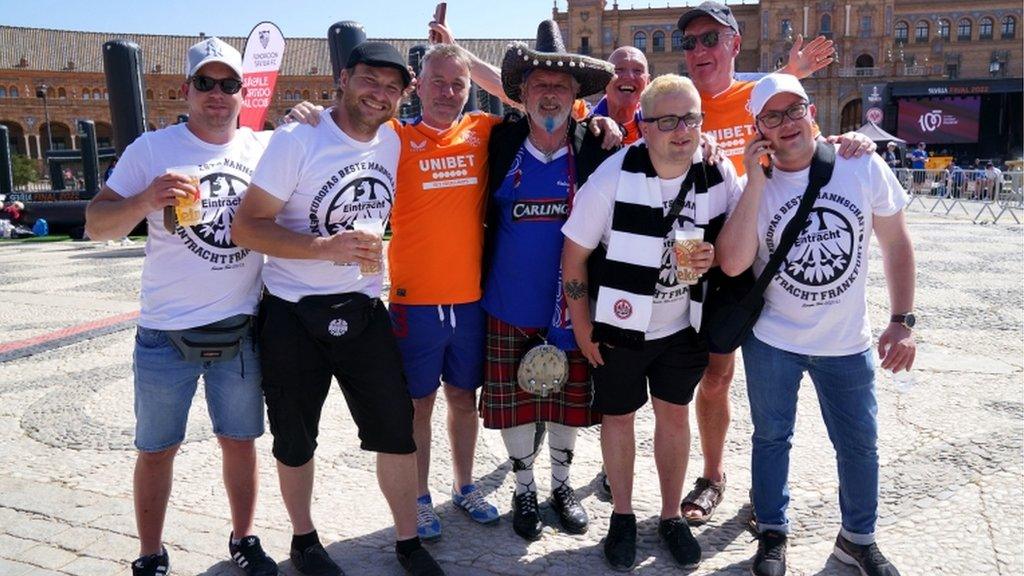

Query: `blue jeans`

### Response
(742, 335, 879, 543)
(133, 326, 264, 452)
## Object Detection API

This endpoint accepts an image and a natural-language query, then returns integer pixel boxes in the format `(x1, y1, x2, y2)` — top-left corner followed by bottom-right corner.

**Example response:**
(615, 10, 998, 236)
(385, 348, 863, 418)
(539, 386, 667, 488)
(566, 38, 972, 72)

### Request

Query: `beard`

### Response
(528, 100, 572, 134)
(341, 91, 394, 134)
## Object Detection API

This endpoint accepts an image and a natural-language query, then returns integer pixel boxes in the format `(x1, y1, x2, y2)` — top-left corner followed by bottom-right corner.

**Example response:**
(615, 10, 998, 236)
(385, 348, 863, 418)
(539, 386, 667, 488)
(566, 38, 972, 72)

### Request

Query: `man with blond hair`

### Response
(562, 74, 744, 571)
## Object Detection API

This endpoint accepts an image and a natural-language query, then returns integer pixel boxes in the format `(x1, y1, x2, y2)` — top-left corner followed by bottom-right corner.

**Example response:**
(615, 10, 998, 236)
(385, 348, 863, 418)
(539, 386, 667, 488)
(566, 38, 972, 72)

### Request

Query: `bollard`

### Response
(78, 120, 99, 198)
(328, 21, 367, 85)
(102, 40, 148, 156)
(0, 125, 12, 197)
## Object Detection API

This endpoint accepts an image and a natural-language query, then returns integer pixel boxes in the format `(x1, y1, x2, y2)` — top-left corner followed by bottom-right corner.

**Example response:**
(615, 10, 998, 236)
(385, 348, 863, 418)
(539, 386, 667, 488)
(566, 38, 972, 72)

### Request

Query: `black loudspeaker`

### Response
(463, 82, 479, 114)
(102, 40, 148, 156)
(405, 45, 427, 118)
(328, 21, 367, 84)
(0, 125, 12, 197)
(77, 120, 99, 197)
(486, 91, 504, 116)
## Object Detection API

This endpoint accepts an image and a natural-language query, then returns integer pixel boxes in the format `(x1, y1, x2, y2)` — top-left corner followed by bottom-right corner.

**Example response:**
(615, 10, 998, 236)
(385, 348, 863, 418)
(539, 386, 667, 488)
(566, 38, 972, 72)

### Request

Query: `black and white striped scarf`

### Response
(591, 143, 730, 348)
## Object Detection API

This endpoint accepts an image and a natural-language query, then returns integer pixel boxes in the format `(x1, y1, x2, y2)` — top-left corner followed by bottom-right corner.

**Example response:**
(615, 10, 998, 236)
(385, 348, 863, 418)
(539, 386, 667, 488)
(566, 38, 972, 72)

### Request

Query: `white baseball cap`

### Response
(186, 37, 243, 79)
(748, 73, 809, 118)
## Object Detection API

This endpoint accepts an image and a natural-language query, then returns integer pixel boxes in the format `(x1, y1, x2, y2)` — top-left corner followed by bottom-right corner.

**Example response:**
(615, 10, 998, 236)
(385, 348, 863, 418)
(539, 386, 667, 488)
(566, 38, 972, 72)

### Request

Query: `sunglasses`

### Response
(681, 30, 736, 51)
(756, 102, 809, 129)
(190, 75, 243, 94)
(641, 112, 704, 132)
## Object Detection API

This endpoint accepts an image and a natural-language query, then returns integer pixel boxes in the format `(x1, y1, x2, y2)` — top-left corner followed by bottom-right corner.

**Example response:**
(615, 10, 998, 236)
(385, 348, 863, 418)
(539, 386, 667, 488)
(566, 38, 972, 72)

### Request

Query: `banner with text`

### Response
(240, 21, 285, 130)
(897, 97, 980, 144)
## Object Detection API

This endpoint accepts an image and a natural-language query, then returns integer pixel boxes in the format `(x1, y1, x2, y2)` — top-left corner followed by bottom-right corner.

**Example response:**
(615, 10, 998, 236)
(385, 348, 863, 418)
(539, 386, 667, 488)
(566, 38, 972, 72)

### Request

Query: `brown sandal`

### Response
(681, 475, 726, 526)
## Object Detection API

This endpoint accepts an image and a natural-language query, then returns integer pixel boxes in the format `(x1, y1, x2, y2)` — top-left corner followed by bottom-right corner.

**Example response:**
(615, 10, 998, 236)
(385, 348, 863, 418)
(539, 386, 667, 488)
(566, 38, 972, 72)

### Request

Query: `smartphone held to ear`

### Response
(756, 129, 774, 179)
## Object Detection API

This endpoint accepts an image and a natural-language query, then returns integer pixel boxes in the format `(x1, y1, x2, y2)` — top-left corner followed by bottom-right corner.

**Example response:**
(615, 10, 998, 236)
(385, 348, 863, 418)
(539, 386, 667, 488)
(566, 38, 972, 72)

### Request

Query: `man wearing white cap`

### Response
(87, 37, 283, 576)
(716, 73, 915, 576)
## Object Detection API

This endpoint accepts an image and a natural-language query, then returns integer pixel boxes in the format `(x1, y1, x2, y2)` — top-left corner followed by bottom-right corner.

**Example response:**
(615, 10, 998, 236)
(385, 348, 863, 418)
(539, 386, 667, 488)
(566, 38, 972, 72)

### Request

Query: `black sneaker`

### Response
(549, 485, 589, 534)
(751, 530, 787, 576)
(396, 547, 445, 576)
(289, 542, 344, 576)
(511, 490, 543, 540)
(131, 547, 169, 576)
(658, 517, 701, 568)
(832, 534, 902, 576)
(229, 533, 280, 576)
(603, 513, 637, 572)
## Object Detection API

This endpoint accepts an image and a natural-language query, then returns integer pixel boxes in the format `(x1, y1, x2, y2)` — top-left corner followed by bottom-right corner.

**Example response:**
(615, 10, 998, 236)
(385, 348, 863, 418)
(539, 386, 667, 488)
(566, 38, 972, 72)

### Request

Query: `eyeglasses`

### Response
(190, 75, 243, 94)
(680, 30, 735, 51)
(756, 102, 809, 129)
(641, 112, 704, 132)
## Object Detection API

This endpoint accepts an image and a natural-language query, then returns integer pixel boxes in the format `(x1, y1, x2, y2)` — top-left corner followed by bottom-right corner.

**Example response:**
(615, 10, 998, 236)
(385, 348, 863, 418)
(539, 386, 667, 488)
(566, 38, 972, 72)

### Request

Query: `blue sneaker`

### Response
(452, 484, 500, 525)
(416, 494, 442, 541)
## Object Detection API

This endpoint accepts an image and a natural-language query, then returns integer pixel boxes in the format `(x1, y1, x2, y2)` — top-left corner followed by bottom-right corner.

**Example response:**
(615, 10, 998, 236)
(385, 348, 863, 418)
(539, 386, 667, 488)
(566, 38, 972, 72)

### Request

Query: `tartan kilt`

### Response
(480, 314, 600, 429)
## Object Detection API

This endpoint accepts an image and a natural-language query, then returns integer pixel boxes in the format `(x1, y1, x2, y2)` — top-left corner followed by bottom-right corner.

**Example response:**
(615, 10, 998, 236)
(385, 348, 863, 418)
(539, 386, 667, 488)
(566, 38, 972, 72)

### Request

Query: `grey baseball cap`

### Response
(678, 1, 741, 33)
(186, 37, 243, 79)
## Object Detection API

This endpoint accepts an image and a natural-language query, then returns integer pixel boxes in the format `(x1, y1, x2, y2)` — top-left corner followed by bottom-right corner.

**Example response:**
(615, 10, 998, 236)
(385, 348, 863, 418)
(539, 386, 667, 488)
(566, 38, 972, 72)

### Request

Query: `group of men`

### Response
(85, 3, 916, 576)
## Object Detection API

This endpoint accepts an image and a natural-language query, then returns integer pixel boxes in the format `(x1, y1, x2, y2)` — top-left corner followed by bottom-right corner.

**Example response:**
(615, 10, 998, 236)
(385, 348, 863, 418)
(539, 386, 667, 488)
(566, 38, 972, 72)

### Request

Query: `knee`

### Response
(412, 394, 437, 422)
(444, 386, 478, 415)
(700, 366, 735, 398)
(217, 436, 255, 453)
(138, 444, 179, 465)
(602, 413, 635, 432)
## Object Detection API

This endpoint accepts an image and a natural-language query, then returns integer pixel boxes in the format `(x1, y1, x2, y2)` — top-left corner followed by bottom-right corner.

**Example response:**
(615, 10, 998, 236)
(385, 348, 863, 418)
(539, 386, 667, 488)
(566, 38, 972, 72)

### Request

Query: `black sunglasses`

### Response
(641, 112, 704, 132)
(190, 75, 243, 94)
(681, 30, 735, 51)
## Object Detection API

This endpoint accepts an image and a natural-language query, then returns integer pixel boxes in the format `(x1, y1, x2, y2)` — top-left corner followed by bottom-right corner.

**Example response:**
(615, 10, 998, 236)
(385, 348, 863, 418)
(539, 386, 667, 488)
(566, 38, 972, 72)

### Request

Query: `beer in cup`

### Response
(352, 218, 385, 275)
(164, 166, 202, 229)
(674, 227, 704, 285)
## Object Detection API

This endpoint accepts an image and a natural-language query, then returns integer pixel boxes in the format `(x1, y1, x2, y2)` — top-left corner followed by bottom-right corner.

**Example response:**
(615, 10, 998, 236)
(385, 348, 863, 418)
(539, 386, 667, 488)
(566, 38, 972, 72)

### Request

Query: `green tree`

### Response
(11, 154, 38, 187)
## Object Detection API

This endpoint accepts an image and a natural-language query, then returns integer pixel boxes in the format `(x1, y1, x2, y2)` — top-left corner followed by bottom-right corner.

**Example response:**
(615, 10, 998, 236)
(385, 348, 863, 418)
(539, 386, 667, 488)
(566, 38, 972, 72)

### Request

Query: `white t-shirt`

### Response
(251, 108, 399, 302)
(106, 124, 269, 330)
(562, 145, 744, 340)
(752, 148, 909, 355)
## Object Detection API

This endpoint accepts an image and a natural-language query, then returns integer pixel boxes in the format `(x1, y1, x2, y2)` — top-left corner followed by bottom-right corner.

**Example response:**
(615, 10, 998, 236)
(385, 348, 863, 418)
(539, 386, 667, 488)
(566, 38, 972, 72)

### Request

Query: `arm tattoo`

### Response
(564, 279, 588, 300)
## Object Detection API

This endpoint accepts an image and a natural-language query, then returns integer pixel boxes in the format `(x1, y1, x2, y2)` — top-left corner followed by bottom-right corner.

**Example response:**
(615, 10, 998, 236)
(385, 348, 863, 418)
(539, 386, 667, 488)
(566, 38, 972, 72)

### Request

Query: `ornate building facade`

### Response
(554, 0, 1023, 160)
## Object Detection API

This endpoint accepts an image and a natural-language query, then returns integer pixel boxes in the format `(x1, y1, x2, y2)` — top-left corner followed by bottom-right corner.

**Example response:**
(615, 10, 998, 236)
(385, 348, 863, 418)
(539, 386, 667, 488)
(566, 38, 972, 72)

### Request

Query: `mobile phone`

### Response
(429, 3, 447, 43)
(755, 128, 774, 179)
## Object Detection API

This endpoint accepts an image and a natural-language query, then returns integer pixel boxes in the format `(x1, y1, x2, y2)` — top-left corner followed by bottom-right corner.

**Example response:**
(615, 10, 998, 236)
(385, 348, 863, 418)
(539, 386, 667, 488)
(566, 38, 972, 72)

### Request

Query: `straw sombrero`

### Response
(501, 20, 613, 104)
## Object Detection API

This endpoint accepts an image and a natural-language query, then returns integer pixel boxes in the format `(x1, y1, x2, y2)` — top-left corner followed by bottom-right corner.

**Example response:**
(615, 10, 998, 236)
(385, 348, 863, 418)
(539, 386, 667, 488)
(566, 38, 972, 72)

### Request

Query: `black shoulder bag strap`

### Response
(660, 164, 704, 236)
(742, 142, 836, 304)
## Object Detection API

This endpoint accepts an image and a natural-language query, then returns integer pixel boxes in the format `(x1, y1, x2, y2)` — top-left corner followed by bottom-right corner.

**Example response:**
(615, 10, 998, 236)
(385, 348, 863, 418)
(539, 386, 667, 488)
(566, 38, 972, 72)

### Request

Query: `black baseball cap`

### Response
(345, 41, 411, 87)
(678, 1, 741, 34)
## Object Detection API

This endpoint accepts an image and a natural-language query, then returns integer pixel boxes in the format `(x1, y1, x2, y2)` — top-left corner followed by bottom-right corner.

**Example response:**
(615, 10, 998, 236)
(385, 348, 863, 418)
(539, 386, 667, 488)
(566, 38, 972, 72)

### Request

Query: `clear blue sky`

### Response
(3, 0, 711, 38)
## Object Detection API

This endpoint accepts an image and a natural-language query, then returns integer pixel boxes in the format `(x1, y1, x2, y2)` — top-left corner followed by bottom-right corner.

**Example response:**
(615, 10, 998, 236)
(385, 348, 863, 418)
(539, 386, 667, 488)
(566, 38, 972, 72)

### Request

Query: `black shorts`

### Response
(591, 327, 709, 416)
(258, 292, 415, 466)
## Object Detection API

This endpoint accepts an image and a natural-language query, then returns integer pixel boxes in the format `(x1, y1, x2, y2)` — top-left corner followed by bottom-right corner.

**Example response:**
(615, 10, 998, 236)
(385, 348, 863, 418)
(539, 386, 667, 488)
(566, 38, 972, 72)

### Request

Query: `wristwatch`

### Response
(890, 313, 916, 330)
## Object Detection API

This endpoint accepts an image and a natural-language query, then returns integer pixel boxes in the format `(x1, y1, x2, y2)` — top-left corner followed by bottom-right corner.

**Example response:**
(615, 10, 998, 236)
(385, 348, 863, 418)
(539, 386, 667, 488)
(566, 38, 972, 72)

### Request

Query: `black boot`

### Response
(549, 485, 588, 534)
(511, 490, 543, 540)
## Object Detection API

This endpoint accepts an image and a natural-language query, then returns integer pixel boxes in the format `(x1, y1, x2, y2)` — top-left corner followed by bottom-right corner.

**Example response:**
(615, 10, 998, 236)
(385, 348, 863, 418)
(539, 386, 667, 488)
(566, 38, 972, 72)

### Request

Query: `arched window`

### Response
(9, 87, 17, 98)
(895, 21, 909, 43)
(671, 29, 683, 51)
(57, 87, 67, 99)
(146, 89, 154, 100)
(168, 89, 177, 100)
(915, 20, 929, 42)
(82, 89, 90, 100)
(859, 15, 873, 37)
(302, 89, 310, 100)
(652, 31, 665, 52)
(938, 19, 951, 39)
(284, 90, 293, 100)
(979, 17, 994, 39)
(92, 88, 101, 99)
(957, 18, 972, 41)
(633, 31, 647, 52)
(855, 53, 875, 68)
(1002, 16, 1016, 39)
(321, 91, 330, 100)
(0, 88, 6, 98)
(820, 14, 832, 36)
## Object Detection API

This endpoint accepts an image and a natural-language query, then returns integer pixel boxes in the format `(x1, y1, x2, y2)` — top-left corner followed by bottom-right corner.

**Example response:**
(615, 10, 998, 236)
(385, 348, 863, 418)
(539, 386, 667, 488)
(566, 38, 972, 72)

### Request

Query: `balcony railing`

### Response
(838, 66, 885, 77)
(902, 65, 930, 76)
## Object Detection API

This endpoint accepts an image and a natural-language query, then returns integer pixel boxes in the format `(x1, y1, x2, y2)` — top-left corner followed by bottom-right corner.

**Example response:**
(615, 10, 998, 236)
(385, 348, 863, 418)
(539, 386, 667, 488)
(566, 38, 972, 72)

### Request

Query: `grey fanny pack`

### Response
(166, 314, 253, 362)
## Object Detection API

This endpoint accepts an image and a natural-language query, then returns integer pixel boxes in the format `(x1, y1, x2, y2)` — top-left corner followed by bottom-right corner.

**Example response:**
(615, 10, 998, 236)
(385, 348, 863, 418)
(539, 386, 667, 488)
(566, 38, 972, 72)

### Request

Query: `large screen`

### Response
(897, 97, 980, 144)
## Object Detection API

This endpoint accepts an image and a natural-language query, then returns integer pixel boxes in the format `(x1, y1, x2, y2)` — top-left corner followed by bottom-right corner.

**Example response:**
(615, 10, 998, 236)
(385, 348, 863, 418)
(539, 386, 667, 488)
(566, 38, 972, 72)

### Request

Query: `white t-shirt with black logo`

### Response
(106, 124, 269, 330)
(753, 148, 908, 356)
(562, 148, 743, 340)
(251, 108, 399, 302)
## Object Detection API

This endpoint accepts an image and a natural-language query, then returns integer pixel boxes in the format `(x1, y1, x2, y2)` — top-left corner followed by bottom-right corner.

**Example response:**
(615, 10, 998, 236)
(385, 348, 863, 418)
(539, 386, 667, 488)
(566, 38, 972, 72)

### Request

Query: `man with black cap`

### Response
(675, 1, 876, 527)
(233, 42, 444, 576)
(478, 21, 617, 542)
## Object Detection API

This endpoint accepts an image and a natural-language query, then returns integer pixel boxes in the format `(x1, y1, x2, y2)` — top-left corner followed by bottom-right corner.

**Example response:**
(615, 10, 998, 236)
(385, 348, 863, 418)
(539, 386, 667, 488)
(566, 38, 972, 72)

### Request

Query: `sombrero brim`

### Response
(501, 42, 614, 104)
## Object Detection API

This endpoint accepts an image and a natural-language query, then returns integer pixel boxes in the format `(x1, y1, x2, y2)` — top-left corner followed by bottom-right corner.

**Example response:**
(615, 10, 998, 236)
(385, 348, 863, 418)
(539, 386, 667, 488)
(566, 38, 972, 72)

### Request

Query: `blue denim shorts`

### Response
(133, 325, 264, 452)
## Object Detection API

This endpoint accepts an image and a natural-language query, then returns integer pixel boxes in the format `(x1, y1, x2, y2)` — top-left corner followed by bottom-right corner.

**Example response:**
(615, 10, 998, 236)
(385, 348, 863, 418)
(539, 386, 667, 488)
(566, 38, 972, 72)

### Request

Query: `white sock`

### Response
(502, 423, 539, 495)
(548, 422, 578, 492)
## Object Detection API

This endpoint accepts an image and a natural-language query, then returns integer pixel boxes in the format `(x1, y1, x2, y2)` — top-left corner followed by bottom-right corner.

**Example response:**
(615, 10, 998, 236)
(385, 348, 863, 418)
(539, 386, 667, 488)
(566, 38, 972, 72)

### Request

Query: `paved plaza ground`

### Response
(0, 204, 1021, 575)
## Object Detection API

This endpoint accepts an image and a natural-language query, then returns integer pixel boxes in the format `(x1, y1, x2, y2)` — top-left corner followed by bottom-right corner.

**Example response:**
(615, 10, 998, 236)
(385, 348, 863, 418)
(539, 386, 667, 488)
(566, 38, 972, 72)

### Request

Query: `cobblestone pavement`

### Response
(0, 208, 1020, 576)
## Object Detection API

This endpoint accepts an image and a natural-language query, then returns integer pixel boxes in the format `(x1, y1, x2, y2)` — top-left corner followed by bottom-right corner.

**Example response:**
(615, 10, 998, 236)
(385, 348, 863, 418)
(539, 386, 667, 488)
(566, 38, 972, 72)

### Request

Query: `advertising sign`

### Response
(897, 97, 980, 144)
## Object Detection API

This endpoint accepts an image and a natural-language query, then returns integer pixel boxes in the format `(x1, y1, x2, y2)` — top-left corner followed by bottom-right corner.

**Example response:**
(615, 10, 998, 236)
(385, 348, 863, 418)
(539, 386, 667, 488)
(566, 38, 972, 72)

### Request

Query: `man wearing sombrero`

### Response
(478, 20, 618, 542)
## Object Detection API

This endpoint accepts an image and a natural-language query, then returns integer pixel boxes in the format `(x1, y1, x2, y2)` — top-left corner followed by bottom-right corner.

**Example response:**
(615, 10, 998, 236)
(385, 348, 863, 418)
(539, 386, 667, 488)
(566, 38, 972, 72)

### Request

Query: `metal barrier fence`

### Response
(898, 168, 1023, 225)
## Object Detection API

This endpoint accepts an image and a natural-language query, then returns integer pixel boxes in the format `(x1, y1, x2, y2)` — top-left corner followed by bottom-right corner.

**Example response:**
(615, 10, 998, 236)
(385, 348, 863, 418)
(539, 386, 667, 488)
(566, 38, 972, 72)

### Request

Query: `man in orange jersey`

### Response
(676, 1, 877, 527)
(387, 43, 503, 541)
